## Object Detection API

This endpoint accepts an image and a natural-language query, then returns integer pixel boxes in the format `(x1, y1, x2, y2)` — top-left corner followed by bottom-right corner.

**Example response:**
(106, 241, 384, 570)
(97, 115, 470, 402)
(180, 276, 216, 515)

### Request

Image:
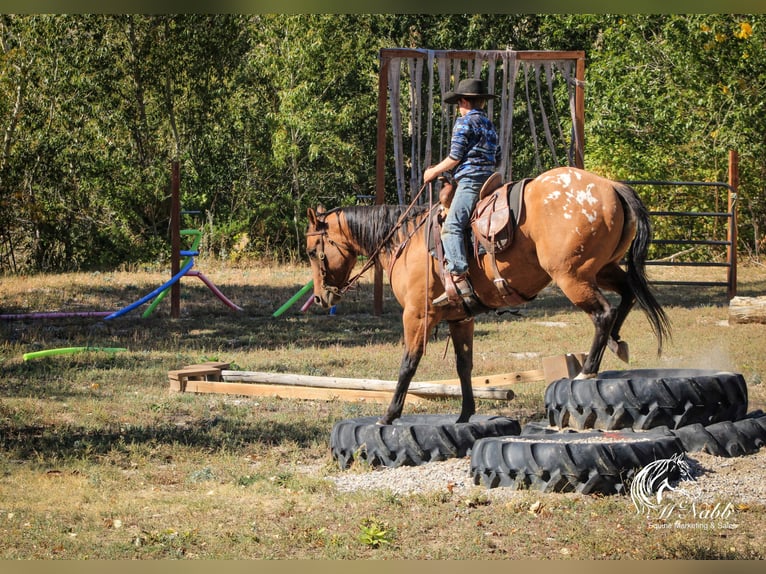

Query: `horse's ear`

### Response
(316, 204, 326, 214)
(307, 208, 317, 227)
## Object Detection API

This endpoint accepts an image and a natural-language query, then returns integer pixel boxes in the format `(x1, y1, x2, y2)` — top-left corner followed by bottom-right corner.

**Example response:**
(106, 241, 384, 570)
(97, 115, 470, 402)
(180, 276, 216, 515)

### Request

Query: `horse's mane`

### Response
(331, 204, 429, 255)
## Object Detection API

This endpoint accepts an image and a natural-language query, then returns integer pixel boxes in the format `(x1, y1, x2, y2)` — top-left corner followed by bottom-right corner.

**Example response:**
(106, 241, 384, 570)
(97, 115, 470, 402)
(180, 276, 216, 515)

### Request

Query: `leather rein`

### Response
(308, 183, 429, 297)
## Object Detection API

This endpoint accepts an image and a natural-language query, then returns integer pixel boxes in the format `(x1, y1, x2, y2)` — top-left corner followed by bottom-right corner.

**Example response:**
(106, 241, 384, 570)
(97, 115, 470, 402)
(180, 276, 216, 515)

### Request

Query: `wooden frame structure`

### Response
(373, 48, 586, 314)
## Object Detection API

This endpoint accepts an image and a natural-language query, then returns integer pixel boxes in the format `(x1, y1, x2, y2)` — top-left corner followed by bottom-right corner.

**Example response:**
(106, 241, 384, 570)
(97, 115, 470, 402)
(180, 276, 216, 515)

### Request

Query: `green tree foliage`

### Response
(0, 14, 764, 272)
(583, 15, 765, 258)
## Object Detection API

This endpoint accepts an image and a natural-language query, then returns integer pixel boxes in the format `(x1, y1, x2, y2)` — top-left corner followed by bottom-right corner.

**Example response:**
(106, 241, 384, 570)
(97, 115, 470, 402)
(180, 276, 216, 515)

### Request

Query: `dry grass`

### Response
(1, 260, 765, 559)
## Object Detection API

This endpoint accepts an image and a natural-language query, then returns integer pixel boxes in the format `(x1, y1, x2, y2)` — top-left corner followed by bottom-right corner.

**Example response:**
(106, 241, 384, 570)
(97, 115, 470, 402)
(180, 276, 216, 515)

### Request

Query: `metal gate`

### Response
(623, 178, 737, 300)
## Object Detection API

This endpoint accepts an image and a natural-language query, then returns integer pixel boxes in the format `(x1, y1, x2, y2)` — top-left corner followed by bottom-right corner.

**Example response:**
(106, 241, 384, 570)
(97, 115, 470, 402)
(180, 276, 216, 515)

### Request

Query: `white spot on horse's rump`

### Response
(573, 185, 599, 207)
(544, 190, 562, 205)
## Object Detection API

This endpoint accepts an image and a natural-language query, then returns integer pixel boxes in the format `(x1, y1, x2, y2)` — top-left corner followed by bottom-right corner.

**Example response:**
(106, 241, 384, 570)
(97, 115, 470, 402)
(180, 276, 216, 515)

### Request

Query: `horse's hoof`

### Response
(608, 339, 630, 363)
(574, 371, 597, 380)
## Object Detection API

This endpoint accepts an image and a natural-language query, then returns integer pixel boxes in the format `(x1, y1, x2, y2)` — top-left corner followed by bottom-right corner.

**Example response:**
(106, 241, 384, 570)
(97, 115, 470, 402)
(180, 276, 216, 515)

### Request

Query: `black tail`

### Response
(615, 182, 672, 354)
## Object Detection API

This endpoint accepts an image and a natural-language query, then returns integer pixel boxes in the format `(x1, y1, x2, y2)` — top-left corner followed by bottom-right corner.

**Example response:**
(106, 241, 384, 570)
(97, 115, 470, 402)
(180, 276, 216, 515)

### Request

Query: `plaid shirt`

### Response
(448, 109, 501, 180)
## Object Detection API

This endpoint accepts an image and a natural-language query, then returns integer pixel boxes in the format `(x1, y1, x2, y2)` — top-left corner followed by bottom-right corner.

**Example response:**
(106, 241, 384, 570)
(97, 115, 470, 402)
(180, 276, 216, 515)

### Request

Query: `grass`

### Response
(1, 259, 765, 559)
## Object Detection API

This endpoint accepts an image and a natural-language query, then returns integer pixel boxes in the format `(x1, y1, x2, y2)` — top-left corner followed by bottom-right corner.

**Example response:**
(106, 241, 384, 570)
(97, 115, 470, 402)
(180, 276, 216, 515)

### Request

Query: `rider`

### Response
(423, 77, 501, 307)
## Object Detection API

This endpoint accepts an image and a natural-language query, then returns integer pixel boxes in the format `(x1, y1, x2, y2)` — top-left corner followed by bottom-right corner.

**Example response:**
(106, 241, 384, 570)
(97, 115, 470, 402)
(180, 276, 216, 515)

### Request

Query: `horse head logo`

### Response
(630, 452, 696, 515)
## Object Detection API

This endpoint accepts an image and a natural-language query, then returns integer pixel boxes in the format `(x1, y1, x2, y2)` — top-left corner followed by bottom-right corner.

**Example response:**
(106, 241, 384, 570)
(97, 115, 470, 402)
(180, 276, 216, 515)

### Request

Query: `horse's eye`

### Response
(307, 249, 317, 259)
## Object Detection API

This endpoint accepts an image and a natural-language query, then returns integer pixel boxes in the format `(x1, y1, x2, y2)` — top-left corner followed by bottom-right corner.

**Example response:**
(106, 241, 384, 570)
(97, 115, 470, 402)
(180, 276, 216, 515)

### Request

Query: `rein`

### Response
(312, 183, 430, 296)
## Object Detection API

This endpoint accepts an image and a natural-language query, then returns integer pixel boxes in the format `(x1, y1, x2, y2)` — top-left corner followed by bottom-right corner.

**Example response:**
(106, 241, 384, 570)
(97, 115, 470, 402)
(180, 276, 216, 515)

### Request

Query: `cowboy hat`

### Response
(443, 78, 497, 104)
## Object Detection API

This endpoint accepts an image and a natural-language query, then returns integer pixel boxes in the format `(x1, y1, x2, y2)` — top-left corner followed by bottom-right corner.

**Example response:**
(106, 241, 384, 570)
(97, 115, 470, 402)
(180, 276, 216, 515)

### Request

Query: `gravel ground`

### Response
(327, 447, 766, 505)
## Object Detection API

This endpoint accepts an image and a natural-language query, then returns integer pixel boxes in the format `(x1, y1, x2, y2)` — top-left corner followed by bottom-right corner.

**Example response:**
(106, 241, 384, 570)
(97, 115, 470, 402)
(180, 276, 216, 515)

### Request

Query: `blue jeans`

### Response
(441, 175, 487, 275)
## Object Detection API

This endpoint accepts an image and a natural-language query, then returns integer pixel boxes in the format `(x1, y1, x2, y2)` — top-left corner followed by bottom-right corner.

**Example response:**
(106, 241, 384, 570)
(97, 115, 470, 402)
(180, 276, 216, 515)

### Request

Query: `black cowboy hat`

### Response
(443, 78, 497, 104)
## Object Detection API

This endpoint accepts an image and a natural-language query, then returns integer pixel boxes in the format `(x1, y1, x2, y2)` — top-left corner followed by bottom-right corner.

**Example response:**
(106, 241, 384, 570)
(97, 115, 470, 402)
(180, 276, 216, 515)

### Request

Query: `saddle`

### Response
(428, 174, 532, 310)
(470, 177, 530, 304)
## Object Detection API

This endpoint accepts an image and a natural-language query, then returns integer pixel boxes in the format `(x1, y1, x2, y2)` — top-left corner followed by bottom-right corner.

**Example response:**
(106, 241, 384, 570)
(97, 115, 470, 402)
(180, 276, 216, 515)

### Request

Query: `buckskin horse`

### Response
(306, 167, 671, 425)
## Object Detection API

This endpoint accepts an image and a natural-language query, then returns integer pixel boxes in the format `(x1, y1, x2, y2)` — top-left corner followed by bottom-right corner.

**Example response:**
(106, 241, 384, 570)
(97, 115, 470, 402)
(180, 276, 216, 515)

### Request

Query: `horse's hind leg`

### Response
(556, 274, 618, 378)
(447, 318, 476, 422)
(597, 263, 635, 363)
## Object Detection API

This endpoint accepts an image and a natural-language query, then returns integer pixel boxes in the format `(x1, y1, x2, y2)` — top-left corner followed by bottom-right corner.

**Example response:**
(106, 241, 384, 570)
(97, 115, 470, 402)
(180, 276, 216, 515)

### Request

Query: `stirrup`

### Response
(433, 274, 473, 307)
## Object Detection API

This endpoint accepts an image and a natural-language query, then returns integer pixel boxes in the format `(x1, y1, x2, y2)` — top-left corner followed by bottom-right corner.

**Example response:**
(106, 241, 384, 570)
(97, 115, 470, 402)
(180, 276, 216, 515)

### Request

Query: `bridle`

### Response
(306, 217, 353, 297)
(307, 183, 430, 298)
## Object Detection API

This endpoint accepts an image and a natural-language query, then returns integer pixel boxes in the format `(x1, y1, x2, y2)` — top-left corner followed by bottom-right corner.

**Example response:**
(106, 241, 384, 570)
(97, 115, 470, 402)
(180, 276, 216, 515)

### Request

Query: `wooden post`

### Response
(727, 150, 738, 300)
(373, 52, 390, 316)
(170, 160, 181, 318)
(574, 54, 586, 169)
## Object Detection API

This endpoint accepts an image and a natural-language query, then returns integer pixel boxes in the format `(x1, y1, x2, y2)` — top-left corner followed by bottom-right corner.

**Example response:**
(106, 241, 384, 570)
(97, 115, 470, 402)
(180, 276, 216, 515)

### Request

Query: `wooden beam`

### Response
(729, 296, 766, 324)
(167, 355, 580, 401)
(220, 371, 513, 400)
(178, 379, 431, 405)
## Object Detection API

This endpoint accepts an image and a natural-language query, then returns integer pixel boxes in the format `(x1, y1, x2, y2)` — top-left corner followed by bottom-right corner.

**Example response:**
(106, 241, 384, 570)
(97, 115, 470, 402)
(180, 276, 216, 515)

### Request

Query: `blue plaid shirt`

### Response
(448, 109, 501, 181)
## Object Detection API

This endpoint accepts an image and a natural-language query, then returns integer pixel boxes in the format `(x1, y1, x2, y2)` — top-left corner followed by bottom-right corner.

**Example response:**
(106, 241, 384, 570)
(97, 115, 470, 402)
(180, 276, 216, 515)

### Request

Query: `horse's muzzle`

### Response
(314, 291, 341, 308)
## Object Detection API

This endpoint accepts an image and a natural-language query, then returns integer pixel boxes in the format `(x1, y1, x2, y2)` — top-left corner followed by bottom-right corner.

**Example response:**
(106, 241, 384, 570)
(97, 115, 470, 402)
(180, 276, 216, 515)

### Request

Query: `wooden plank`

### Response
(431, 370, 545, 387)
(184, 361, 230, 370)
(542, 353, 586, 382)
(179, 379, 430, 405)
(729, 296, 766, 324)
(168, 367, 221, 381)
(166, 355, 583, 402)
(219, 370, 513, 400)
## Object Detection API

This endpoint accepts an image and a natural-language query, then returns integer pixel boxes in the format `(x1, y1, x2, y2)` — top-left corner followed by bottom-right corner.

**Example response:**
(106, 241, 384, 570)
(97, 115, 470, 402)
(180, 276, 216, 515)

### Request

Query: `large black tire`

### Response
(471, 431, 685, 495)
(330, 414, 521, 469)
(545, 369, 748, 431)
(650, 410, 766, 457)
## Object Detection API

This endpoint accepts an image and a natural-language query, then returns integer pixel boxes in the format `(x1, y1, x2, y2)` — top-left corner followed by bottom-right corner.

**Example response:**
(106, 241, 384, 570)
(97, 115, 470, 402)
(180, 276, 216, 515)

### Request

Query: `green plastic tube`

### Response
(23, 347, 128, 361)
(272, 281, 314, 318)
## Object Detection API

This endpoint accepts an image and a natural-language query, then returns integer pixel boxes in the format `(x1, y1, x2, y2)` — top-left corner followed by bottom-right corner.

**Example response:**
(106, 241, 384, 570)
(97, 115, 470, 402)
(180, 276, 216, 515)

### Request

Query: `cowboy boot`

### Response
(433, 272, 474, 307)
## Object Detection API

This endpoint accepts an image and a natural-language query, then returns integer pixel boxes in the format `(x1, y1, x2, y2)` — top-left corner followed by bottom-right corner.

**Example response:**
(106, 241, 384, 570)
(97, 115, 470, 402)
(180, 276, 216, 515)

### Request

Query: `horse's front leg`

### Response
(448, 318, 476, 422)
(378, 309, 434, 425)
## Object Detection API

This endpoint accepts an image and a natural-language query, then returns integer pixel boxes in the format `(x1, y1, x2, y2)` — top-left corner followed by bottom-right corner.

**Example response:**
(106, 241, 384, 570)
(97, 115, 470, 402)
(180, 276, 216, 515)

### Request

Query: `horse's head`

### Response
(306, 206, 357, 308)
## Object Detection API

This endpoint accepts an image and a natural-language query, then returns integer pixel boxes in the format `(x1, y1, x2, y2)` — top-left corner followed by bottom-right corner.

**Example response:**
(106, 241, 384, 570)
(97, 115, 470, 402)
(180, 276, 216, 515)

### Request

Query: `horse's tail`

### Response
(615, 182, 672, 354)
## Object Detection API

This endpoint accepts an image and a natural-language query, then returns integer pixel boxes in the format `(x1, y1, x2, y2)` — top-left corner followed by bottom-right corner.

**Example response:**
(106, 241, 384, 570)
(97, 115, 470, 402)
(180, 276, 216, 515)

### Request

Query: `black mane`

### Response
(332, 204, 429, 255)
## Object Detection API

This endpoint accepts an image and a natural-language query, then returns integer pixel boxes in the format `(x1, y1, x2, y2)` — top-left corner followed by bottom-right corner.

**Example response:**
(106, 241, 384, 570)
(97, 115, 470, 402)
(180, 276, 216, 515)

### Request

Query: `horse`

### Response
(306, 166, 671, 425)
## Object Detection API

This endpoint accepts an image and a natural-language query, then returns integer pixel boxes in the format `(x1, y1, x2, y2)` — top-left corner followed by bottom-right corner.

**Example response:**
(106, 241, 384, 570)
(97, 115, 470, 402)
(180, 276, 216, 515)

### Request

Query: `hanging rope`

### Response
(559, 61, 583, 167)
(424, 50, 435, 179)
(388, 58, 406, 204)
(534, 63, 559, 166)
(546, 62, 569, 154)
(523, 63, 543, 174)
(409, 57, 422, 201)
(499, 51, 519, 181)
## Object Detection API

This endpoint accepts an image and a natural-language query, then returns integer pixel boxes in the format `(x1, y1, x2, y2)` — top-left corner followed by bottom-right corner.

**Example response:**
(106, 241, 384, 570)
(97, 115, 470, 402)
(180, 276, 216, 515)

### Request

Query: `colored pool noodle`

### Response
(188, 270, 244, 311)
(23, 347, 128, 361)
(272, 280, 314, 318)
(104, 258, 194, 320)
(0, 311, 112, 320)
(300, 294, 314, 312)
(142, 229, 203, 318)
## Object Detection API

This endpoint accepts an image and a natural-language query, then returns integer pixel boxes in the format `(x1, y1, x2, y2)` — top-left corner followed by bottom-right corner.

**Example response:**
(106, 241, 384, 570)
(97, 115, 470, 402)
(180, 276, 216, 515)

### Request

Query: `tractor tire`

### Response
(545, 369, 748, 431)
(330, 414, 521, 469)
(470, 431, 685, 495)
(650, 410, 766, 457)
